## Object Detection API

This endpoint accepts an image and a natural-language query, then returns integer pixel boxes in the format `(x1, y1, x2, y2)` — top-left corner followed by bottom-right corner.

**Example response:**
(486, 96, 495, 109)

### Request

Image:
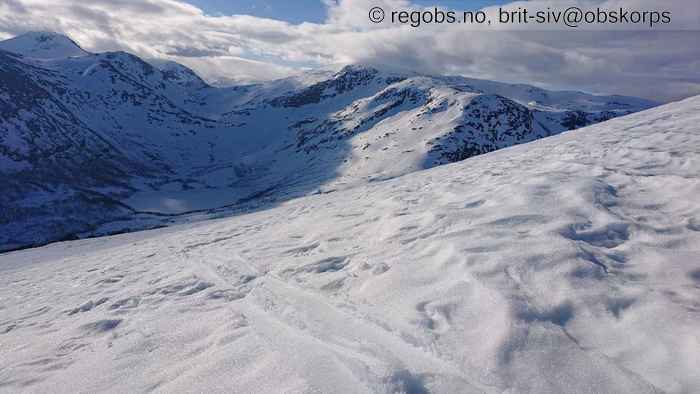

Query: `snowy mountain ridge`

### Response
(0, 31, 89, 59)
(0, 95, 698, 393)
(0, 32, 658, 251)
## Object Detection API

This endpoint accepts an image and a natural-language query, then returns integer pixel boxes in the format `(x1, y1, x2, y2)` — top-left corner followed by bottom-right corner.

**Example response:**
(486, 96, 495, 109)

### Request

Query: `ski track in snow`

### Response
(1, 98, 699, 393)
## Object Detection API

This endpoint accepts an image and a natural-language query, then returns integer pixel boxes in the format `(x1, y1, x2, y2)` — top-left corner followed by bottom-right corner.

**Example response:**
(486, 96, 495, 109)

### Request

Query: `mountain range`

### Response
(0, 31, 657, 251)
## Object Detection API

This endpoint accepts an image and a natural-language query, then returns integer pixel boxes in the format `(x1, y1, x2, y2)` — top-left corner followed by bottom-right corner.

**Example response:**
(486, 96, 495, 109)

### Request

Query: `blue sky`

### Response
(185, 0, 507, 23)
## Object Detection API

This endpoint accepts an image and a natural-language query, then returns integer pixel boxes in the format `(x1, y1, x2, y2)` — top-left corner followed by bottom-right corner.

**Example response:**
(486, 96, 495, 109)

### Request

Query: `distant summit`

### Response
(0, 31, 89, 59)
(150, 59, 210, 89)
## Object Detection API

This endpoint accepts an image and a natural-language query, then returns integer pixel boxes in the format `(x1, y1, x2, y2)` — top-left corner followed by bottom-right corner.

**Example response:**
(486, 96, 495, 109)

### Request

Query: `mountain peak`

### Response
(150, 59, 210, 89)
(335, 64, 379, 75)
(0, 31, 88, 59)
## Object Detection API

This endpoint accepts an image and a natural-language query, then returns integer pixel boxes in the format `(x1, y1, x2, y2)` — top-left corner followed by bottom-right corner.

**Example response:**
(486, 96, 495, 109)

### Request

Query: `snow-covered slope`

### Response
(1, 96, 698, 393)
(0, 33, 658, 251)
(149, 59, 210, 90)
(0, 45, 243, 251)
(0, 31, 88, 59)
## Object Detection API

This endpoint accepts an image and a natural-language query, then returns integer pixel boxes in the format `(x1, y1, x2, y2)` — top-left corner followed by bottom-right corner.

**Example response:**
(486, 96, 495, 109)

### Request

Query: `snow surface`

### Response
(1, 96, 699, 393)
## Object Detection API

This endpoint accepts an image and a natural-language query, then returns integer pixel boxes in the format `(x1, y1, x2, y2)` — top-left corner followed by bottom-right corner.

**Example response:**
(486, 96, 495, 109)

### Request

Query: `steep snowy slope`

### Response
(1, 96, 698, 393)
(0, 32, 657, 251)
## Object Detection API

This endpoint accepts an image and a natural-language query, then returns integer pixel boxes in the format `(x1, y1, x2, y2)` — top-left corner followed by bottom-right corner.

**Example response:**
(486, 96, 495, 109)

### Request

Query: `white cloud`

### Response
(0, 0, 698, 101)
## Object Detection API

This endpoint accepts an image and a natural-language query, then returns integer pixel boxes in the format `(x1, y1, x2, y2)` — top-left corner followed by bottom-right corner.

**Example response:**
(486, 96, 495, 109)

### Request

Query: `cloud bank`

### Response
(0, 0, 698, 101)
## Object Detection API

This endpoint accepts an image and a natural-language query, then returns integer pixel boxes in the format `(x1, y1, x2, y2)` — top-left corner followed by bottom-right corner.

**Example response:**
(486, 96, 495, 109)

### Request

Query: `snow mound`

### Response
(1, 96, 699, 393)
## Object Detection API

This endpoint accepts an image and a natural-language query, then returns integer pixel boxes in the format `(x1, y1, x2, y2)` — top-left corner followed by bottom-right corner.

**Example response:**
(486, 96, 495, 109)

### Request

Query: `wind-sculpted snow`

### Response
(1, 97, 698, 393)
(0, 32, 657, 251)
